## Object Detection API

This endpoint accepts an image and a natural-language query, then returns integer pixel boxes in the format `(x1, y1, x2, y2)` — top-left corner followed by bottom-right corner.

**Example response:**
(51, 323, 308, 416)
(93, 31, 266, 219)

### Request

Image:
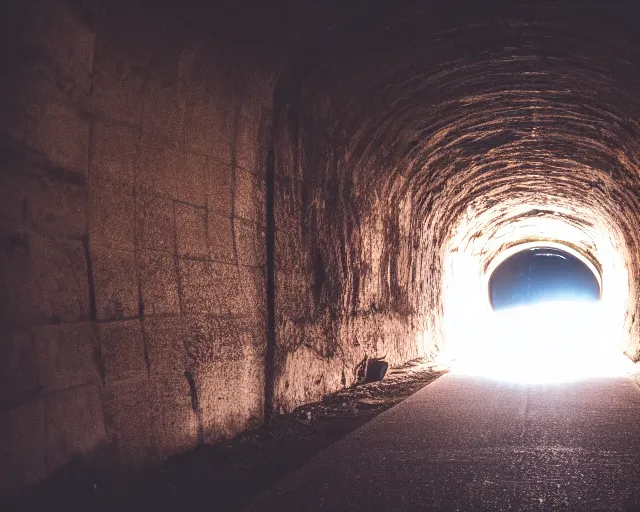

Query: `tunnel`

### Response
(450, 242, 616, 384)
(488, 246, 601, 310)
(2, 0, 640, 507)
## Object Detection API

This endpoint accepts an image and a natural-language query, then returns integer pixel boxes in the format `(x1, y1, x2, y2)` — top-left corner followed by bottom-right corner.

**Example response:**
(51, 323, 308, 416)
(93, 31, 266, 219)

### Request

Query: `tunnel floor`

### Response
(7, 360, 444, 512)
(249, 373, 640, 511)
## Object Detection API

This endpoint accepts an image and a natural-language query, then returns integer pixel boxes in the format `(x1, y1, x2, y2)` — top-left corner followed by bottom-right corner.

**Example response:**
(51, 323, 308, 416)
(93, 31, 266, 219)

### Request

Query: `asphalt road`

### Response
(248, 373, 640, 511)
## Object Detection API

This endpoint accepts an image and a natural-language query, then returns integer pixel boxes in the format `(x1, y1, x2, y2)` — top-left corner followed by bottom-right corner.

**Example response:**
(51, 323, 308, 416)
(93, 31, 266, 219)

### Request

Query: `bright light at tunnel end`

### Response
(441, 299, 636, 385)
(441, 207, 632, 385)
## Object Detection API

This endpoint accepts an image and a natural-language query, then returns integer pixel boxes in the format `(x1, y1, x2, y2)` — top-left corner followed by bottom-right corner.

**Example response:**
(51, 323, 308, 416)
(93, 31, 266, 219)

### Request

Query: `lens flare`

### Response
(444, 300, 634, 384)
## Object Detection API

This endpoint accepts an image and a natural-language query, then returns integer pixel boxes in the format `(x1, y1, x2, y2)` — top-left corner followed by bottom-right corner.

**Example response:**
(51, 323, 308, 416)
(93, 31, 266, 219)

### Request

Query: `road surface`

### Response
(248, 373, 640, 511)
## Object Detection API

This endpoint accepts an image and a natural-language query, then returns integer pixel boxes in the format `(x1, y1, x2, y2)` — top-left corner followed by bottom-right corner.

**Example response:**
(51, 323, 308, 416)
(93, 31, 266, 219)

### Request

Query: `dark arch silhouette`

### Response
(489, 247, 600, 310)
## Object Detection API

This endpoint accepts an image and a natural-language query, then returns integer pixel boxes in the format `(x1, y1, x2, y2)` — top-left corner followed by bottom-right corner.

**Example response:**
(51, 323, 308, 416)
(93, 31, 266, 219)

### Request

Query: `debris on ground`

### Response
(10, 358, 446, 512)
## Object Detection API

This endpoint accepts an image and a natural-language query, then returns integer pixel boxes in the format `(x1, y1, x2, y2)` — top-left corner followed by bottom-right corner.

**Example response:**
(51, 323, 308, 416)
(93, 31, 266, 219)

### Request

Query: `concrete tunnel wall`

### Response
(3, 0, 640, 493)
(0, 0, 276, 491)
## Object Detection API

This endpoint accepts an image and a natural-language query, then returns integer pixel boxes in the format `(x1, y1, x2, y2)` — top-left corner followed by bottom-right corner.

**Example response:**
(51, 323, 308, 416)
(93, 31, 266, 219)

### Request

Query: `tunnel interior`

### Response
(2, 0, 640, 496)
(489, 246, 601, 310)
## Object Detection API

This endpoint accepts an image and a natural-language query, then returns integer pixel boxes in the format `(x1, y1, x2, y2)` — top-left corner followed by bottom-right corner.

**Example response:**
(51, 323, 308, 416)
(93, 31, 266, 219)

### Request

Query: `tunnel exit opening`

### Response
(468, 245, 618, 382)
(442, 216, 633, 384)
(488, 246, 601, 311)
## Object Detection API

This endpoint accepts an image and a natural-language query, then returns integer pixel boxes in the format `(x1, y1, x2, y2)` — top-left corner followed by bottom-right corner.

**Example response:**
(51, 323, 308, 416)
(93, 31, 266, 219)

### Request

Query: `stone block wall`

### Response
(0, 0, 442, 495)
(0, 0, 271, 492)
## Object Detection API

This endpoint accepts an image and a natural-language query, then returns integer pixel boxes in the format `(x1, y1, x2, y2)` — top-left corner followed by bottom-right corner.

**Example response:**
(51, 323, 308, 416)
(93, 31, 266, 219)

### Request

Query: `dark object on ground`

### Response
(7, 359, 445, 512)
(364, 359, 388, 383)
(355, 355, 389, 384)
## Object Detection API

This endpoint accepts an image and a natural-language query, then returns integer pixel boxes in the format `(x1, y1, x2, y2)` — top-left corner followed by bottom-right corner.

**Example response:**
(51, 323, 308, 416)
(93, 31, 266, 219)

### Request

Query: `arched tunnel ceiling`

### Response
(282, 1, 640, 213)
(272, 0, 640, 353)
